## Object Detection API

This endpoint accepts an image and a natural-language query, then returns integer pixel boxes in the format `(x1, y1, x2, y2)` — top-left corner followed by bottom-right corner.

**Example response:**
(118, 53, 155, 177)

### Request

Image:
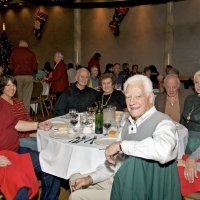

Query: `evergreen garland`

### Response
(0, 31, 12, 74)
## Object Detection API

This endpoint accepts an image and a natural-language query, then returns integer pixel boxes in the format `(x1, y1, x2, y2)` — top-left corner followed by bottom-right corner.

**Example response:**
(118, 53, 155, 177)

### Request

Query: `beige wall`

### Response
(1, 0, 200, 77)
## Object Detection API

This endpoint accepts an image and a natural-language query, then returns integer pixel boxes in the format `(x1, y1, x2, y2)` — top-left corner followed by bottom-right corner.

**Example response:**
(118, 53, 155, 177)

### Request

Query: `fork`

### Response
(73, 136, 87, 143)
(90, 136, 97, 144)
(68, 136, 80, 143)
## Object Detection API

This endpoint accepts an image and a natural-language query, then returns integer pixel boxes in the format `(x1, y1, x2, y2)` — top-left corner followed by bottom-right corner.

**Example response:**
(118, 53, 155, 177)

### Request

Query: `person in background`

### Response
(0, 87, 61, 199)
(97, 73, 126, 111)
(47, 51, 69, 99)
(54, 67, 98, 116)
(120, 63, 130, 83)
(143, 66, 151, 78)
(43, 61, 53, 78)
(67, 63, 76, 85)
(88, 52, 101, 75)
(155, 74, 192, 122)
(88, 65, 99, 90)
(165, 65, 173, 75)
(149, 65, 159, 89)
(9, 40, 38, 112)
(112, 63, 124, 90)
(103, 63, 113, 73)
(177, 70, 200, 195)
(129, 64, 141, 76)
(0, 75, 37, 151)
(34, 62, 51, 81)
(69, 75, 181, 200)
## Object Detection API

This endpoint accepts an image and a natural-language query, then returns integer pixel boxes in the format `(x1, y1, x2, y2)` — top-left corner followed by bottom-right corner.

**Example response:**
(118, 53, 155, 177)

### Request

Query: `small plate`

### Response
(49, 130, 78, 139)
(52, 121, 67, 131)
(94, 137, 117, 146)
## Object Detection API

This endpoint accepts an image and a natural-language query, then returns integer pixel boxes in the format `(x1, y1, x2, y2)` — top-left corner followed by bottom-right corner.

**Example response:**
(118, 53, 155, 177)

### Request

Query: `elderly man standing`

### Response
(54, 67, 98, 116)
(155, 74, 193, 122)
(69, 75, 181, 200)
(9, 40, 38, 112)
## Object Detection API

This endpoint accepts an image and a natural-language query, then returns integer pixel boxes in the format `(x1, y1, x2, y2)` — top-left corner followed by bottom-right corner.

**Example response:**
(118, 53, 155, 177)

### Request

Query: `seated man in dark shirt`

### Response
(54, 67, 98, 116)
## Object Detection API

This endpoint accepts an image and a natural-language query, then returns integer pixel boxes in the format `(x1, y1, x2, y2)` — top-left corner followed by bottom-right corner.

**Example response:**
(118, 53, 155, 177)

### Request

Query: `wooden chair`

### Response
(30, 81, 49, 120)
(184, 193, 200, 200)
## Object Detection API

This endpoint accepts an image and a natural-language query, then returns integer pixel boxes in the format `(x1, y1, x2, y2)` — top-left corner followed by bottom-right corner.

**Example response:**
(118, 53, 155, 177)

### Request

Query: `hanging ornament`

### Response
(33, 9, 48, 40)
(109, 7, 129, 36)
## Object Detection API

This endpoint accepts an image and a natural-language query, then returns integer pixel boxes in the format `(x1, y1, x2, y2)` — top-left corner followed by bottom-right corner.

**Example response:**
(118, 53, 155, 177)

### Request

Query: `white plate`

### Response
(49, 130, 78, 139)
(94, 137, 117, 146)
(51, 121, 67, 130)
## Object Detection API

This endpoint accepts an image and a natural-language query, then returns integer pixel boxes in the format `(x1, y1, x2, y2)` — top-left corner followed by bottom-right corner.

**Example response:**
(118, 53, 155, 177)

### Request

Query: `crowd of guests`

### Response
(1, 41, 200, 199)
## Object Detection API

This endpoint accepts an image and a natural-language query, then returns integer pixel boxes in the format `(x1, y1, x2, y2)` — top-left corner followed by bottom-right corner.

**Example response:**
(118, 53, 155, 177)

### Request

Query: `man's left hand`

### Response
(105, 141, 121, 165)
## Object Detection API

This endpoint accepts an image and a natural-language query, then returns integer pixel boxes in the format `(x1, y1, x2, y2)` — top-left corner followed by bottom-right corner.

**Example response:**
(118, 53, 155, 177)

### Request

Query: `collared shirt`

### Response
(90, 107, 178, 183)
(120, 106, 178, 164)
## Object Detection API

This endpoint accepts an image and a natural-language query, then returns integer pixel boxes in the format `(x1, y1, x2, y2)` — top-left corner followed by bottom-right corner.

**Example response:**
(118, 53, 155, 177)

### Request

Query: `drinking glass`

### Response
(103, 120, 112, 135)
(69, 108, 77, 118)
(70, 114, 78, 131)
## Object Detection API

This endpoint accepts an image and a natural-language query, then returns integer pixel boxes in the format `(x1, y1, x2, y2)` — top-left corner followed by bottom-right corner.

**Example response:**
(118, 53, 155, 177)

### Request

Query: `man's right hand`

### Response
(71, 176, 93, 191)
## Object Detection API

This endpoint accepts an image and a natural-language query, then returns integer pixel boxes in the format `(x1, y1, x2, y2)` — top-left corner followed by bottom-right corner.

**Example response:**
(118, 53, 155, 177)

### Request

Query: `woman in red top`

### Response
(47, 52, 69, 99)
(0, 75, 37, 151)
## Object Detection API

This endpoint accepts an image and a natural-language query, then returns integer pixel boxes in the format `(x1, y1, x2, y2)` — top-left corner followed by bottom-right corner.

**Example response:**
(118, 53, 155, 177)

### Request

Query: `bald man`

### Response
(54, 67, 98, 116)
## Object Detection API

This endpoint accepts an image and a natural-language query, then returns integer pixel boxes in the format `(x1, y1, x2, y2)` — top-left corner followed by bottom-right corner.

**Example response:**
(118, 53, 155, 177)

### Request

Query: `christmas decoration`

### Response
(109, 7, 129, 36)
(0, 0, 12, 6)
(0, 31, 12, 74)
(33, 10, 48, 40)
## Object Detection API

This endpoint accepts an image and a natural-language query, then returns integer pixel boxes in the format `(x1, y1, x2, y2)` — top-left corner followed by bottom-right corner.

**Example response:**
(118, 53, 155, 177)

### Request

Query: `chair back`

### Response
(31, 81, 43, 99)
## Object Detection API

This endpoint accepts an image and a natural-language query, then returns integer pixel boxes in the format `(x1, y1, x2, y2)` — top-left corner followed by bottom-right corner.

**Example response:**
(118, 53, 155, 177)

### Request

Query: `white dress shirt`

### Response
(90, 106, 178, 183)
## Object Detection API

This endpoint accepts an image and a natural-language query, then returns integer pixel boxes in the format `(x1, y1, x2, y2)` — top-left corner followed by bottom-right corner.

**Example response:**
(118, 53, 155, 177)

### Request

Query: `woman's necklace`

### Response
(101, 91, 113, 108)
(186, 105, 194, 124)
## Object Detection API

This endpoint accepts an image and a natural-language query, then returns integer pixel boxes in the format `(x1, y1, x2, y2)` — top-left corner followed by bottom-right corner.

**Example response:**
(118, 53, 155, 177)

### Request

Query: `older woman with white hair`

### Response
(176, 70, 200, 196)
(47, 51, 69, 99)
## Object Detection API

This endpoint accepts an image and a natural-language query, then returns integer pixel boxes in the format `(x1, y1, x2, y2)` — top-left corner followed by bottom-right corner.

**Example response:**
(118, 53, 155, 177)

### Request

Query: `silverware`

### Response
(68, 136, 80, 143)
(73, 136, 87, 143)
(90, 136, 97, 144)
(83, 137, 93, 143)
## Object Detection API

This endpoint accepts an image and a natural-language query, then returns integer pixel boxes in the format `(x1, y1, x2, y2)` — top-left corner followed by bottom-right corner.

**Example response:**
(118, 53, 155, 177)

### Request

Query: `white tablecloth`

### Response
(37, 117, 106, 179)
(37, 117, 188, 179)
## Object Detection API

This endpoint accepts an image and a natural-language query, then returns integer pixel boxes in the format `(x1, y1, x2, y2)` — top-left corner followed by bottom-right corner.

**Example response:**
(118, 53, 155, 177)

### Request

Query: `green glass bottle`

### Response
(95, 101, 103, 134)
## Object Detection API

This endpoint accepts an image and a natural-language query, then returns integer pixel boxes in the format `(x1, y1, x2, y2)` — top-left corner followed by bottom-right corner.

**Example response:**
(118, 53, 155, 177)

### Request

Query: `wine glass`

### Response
(70, 115, 78, 131)
(69, 108, 77, 118)
(103, 120, 112, 135)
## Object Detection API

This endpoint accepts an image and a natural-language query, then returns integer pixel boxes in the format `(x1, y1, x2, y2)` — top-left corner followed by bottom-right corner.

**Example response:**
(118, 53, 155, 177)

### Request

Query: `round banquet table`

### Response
(37, 117, 188, 179)
(37, 117, 107, 179)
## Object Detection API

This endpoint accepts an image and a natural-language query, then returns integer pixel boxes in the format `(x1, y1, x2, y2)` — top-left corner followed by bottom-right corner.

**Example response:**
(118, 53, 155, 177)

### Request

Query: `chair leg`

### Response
(42, 100, 49, 116)
(39, 102, 44, 119)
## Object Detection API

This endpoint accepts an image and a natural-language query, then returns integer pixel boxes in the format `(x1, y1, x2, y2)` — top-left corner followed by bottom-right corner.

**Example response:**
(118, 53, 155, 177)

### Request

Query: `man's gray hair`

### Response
(76, 67, 90, 77)
(123, 75, 153, 95)
(164, 74, 180, 88)
(55, 52, 64, 60)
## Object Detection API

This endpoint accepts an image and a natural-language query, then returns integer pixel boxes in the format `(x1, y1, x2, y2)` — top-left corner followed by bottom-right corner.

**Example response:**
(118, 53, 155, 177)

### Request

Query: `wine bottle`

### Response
(95, 101, 103, 134)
